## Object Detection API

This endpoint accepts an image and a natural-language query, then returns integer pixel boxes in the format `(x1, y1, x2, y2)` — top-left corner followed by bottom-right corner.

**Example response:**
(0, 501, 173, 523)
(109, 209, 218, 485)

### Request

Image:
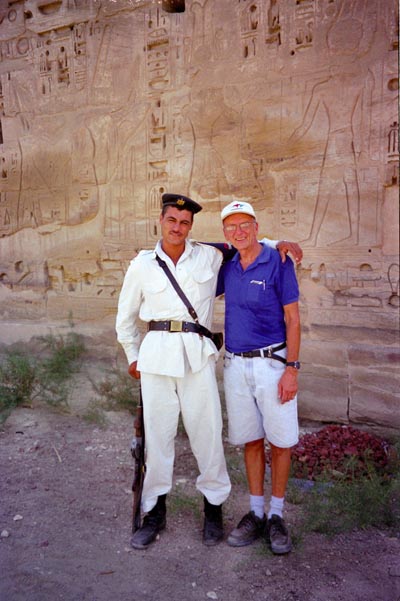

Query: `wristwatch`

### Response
(286, 361, 301, 370)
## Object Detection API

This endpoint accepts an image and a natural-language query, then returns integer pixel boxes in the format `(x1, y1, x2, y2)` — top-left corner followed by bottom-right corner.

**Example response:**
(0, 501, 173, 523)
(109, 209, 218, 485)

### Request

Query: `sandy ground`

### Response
(1, 362, 400, 601)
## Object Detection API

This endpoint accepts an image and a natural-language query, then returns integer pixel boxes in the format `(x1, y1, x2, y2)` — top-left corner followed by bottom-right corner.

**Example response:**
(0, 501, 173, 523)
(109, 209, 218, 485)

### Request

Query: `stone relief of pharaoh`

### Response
(290, 1, 377, 247)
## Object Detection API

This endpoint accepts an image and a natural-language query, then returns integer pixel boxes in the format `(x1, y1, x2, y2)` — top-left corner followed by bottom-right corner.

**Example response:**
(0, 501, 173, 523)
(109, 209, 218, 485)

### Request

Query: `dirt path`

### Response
(1, 404, 399, 601)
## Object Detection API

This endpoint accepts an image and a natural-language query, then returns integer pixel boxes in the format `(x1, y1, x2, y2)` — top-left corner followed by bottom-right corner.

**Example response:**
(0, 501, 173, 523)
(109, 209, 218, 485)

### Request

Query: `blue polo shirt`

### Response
(217, 244, 299, 353)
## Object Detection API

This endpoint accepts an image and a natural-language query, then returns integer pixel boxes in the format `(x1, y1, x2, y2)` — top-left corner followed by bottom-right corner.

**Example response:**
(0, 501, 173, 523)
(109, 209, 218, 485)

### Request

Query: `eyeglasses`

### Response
(223, 221, 255, 233)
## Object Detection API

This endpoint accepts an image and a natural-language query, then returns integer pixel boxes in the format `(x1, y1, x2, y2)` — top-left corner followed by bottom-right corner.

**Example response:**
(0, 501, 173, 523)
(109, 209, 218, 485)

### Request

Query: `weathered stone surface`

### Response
(0, 0, 398, 429)
(348, 345, 400, 428)
(298, 371, 349, 424)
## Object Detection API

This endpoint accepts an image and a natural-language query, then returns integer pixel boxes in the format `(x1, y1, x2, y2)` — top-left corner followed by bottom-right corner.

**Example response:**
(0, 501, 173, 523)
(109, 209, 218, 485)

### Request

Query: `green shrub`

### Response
(0, 331, 86, 420)
(299, 451, 400, 535)
(92, 368, 139, 414)
(0, 351, 36, 420)
(36, 332, 86, 407)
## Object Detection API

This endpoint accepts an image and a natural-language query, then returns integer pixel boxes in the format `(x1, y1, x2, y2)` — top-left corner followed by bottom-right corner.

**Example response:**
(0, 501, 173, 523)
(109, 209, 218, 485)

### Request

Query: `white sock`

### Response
(268, 495, 284, 519)
(250, 495, 265, 519)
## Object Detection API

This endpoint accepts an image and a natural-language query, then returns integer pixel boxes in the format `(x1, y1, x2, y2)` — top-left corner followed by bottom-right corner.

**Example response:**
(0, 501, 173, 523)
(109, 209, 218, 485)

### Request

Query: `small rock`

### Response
(207, 593, 218, 600)
(1, 530, 10, 538)
(13, 514, 23, 522)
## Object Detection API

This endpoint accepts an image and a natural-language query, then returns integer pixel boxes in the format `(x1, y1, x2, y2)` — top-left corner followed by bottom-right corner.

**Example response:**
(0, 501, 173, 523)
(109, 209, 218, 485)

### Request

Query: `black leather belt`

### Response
(232, 342, 287, 363)
(148, 320, 203, 334)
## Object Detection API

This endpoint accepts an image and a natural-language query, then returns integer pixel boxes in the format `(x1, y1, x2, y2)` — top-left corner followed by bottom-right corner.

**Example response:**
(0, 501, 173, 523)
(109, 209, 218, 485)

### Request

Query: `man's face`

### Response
(222, 213, 258, 251)
(160, 206, 193, 247)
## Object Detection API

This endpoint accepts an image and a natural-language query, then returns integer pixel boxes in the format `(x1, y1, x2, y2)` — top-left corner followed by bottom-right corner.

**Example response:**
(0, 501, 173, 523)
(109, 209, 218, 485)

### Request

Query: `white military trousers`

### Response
(140, 357, 231, 513)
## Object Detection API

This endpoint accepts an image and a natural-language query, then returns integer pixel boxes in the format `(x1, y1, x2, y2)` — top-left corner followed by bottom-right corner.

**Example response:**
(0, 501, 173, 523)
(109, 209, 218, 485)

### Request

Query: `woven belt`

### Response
(232, 342, 287, 363)
(148, 320, 202, 334)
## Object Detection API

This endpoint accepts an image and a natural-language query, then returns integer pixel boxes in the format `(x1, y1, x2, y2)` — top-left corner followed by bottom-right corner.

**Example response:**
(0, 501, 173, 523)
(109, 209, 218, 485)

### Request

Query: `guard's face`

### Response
(222, 213, 258, 251)
(160, 206, 193, 247)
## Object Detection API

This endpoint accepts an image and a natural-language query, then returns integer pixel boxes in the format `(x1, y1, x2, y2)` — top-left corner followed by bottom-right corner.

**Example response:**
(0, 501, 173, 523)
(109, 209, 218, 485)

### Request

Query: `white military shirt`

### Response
(116, 239, 223, 378)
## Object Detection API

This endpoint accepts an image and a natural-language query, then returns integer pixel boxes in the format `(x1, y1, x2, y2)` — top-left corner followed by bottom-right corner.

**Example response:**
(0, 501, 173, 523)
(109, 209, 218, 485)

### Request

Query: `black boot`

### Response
(203, 497, 223, 546)
(130, 494, 167, 550)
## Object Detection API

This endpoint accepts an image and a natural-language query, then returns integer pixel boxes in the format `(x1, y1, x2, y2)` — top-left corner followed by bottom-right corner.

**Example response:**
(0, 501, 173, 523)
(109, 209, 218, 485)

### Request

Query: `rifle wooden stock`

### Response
(131, 388, 145, 533)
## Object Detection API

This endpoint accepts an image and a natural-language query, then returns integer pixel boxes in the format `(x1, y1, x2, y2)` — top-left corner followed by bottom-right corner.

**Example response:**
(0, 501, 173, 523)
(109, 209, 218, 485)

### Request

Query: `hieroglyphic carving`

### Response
(385, 121, 399, 186)
(0, 36, 31, 62)
(293, 0, 315, 52)
(280, 184, 298, 228)
(144, 7, 171, 242)
(239, 0, 261, 59)
(71, 23, 87, 90)
(0, 191, 11, 236)
(35, 23, 88, 98)
(48, 261, 113, 295)
(306, 258, 394, 310)
(387, 264, 400, 307)
(265, 0, 281, 48)
(145, 7, 170, 90)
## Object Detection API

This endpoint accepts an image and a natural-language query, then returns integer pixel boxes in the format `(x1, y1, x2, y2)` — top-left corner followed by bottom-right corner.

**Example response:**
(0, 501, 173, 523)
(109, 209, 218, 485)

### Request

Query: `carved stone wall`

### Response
(0, 0, 398, 429)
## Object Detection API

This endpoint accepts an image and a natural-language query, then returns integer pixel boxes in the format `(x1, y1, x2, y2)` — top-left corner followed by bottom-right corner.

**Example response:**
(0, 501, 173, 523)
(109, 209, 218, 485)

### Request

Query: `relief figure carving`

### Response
(187, 87, 263, 201)
(289, 1, 380, 246)
(290, 69, 374, 246)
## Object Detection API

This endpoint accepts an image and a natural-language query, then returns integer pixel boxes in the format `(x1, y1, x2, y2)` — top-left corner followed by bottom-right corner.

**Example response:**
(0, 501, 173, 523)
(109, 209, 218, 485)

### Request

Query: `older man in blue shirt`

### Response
(218, 200, 301, 554)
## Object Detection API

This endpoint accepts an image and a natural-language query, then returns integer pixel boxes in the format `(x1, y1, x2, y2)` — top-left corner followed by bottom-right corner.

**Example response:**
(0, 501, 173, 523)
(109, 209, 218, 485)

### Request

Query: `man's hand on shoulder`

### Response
(276, 241, 303, 264)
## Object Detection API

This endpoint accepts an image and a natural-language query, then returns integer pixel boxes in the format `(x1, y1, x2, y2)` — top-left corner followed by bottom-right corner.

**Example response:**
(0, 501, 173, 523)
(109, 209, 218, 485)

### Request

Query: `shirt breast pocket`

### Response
(191, 269, 216, 301)
(246, 280, 273, 308)
(142, 277, 169, 311)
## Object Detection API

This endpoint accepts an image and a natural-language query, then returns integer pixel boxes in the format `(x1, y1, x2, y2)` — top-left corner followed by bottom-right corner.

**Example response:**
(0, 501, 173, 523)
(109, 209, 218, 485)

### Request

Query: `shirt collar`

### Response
(231, 242, 273, 268)
(153, 238, 194, 261)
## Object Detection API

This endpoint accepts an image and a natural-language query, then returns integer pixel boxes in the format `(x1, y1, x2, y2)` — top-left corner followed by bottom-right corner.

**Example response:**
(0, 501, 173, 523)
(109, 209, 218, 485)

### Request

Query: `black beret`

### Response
(162, 193, 202, 214)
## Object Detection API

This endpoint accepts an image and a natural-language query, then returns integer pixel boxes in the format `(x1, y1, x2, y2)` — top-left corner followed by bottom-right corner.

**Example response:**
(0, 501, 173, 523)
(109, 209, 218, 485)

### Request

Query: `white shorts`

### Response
(223, 347, 299, 448)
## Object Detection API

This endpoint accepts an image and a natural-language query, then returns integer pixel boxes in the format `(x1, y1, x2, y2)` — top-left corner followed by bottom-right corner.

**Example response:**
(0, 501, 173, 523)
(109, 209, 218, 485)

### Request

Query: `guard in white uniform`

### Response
(116, 193, 230, 549)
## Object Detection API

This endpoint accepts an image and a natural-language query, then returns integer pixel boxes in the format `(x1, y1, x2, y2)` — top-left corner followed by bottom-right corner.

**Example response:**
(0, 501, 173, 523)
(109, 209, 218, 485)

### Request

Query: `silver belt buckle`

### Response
(265, 346, 273, 358)
(169, 320, 183, 332)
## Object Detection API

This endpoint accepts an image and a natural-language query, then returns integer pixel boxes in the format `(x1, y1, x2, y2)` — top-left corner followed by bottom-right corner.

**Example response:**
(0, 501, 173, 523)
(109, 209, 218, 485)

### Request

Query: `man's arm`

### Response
(261, 238, 303, 264)
(200, 242, 237, 263)
(278, 301, 301, 404)
(116, 260, 143, 368)
(203, 240, 303, 264)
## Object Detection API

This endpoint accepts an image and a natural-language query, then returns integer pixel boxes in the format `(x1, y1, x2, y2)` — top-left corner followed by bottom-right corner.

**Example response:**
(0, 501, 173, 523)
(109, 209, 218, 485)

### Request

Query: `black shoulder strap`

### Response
(155, 255, 198, 322)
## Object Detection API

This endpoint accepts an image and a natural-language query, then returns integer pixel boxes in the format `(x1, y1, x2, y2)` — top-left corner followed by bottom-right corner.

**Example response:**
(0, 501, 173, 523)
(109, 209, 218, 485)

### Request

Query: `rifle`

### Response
(131, 388, 146, 533)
